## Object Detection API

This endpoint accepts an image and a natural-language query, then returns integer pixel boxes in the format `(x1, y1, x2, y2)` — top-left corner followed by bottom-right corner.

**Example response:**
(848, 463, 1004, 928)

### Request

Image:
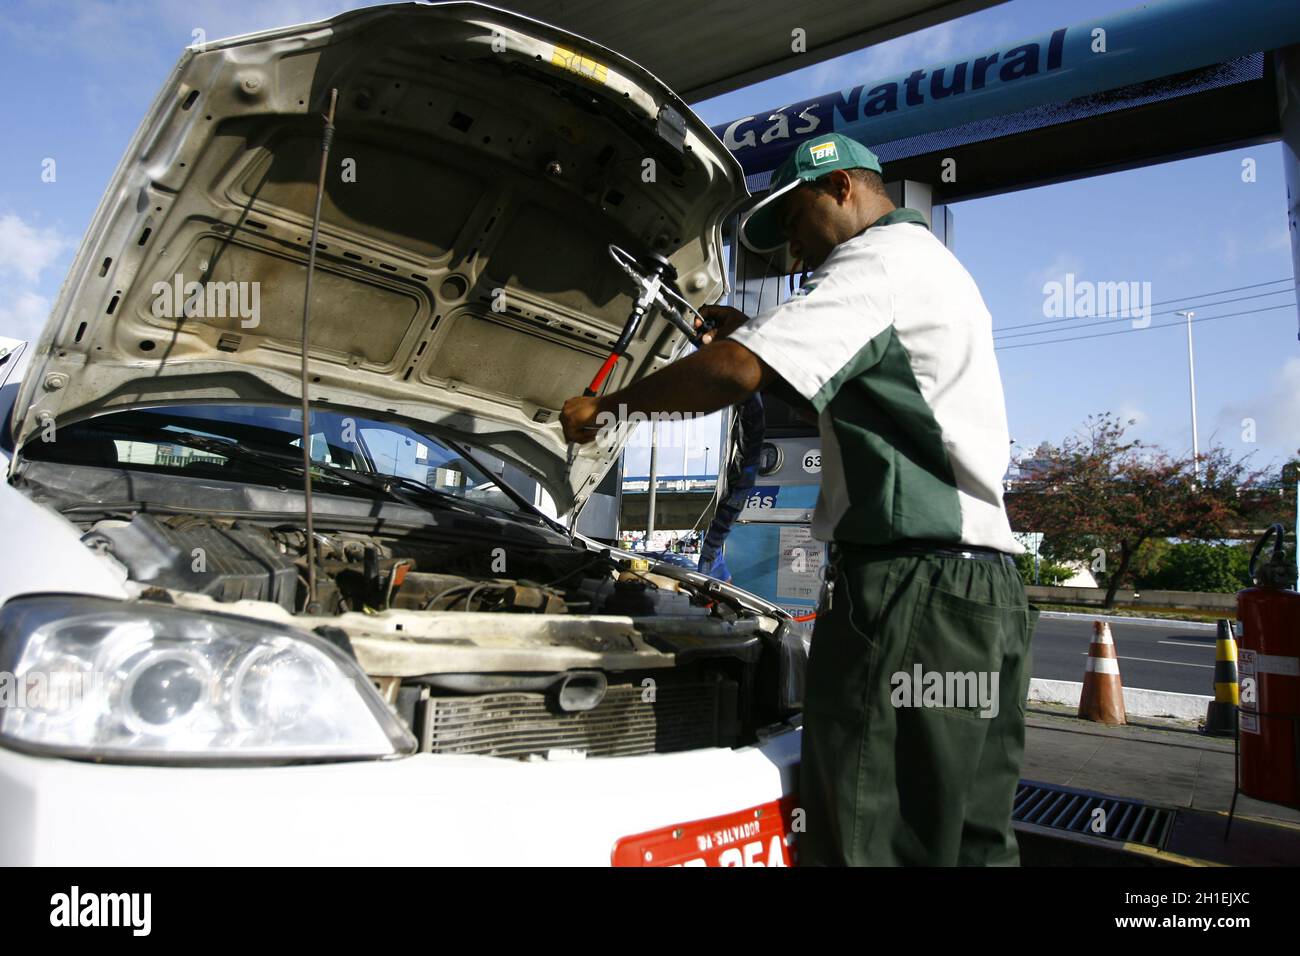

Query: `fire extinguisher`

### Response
(1237, 523, 1300, 808)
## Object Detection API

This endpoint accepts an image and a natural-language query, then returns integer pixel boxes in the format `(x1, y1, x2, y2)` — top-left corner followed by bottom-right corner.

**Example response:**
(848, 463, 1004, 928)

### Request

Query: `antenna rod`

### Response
(300, 88, 338, 612)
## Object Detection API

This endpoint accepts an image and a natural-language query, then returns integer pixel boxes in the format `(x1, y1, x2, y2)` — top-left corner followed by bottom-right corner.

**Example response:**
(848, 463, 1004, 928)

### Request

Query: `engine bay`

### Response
(0, 448, 813, 767)
(78, 512, 728, 621)
(66, 512, 805, 761)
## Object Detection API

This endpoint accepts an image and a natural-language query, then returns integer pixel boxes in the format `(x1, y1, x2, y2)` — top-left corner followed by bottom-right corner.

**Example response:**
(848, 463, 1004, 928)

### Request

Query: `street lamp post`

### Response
(681, 427, 689, 492)
(1176, 310, 1200, 482)
(647, 418, 658, 541)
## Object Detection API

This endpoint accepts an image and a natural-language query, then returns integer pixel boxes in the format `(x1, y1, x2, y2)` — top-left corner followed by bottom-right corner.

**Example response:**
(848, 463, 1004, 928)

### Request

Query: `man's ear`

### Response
(831, 168, 853, 205)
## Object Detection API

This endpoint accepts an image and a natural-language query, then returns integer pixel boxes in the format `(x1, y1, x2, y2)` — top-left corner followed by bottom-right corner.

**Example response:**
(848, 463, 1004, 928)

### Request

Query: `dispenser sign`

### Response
(776, 525, 823, 600)
(742, 485, 780, 511)
(1239, 649, 1259, 735)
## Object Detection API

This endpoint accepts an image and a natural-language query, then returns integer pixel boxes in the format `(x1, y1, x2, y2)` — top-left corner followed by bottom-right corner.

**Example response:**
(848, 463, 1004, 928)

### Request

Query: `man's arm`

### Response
(702, 303, 818, 423)
(561, 340, 777, 443)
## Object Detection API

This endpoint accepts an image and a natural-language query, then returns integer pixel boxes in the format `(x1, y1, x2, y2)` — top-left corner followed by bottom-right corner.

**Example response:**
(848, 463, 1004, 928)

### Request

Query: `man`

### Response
(561, 132, 1039, 866)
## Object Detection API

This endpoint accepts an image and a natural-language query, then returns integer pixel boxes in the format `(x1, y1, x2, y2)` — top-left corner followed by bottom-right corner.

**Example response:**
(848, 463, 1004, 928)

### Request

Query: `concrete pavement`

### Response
(1019, 704, 1300, 866)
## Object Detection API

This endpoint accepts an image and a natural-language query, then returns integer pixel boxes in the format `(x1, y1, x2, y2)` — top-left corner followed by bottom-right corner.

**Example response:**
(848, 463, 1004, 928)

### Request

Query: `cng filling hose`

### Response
(564, 246, 717, 477)
(564, 245, 769, 579)
(584, 246, 716, 398)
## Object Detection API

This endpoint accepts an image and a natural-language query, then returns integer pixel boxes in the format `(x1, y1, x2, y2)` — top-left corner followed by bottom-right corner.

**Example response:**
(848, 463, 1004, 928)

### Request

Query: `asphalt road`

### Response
(1031, 614, 1220, 696)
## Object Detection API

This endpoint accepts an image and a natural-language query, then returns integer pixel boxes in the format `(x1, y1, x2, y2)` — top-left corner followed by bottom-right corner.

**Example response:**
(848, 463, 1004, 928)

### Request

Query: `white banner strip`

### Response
(1255, 654, 1300, 676)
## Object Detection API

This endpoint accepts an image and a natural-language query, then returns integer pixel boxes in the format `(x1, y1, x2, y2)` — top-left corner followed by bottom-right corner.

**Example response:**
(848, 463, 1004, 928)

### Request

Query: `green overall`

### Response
(798, 546, 1039, 865)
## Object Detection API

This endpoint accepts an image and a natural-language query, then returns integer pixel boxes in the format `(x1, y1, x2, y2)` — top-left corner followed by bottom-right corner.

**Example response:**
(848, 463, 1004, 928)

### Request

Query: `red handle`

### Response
(584, 352, 620, 397)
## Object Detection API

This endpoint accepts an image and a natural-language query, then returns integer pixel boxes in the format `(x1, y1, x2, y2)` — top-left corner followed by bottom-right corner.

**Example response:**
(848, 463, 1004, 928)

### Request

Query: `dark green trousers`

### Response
(798, 544, 1040, 866)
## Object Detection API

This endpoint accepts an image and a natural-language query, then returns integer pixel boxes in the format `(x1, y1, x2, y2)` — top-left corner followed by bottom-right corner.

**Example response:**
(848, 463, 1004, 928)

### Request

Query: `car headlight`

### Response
(0, 596, 416, 763)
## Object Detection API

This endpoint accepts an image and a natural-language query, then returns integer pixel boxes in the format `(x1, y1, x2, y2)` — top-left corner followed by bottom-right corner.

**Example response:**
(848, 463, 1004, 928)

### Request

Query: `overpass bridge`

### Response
(619, 474, 718, 531)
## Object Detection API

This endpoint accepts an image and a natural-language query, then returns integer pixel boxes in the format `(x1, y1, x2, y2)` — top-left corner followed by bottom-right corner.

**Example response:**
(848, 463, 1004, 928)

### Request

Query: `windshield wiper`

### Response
(322, 467, 492, 517)
(438, 437, 572, 536)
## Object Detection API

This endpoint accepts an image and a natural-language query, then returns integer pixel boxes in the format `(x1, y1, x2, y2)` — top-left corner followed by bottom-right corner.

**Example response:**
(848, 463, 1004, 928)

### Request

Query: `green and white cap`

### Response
(739, 133, 883, 253)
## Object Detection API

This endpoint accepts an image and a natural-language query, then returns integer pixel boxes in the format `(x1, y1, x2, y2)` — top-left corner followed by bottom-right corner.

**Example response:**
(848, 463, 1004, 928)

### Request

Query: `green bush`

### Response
(1134, 542, 1253, 593)
(1014, 551, 1074, 587)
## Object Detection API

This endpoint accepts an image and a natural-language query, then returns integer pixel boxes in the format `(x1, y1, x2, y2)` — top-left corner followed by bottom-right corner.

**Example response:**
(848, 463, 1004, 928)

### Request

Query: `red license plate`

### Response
(612, 795, 799, 867)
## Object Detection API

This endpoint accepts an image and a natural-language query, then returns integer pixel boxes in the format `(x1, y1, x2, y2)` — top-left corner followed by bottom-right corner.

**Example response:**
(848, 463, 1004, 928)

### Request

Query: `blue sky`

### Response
(2, 0, 1296, 479)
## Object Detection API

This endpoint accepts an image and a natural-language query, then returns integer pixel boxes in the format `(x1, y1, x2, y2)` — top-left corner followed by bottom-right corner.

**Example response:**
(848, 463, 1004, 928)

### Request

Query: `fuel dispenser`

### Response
(725, 396, 828, 638)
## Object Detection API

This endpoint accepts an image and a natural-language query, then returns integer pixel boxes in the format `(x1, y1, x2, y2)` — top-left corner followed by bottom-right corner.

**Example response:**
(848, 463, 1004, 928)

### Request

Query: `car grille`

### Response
(416, 677, 739, 759)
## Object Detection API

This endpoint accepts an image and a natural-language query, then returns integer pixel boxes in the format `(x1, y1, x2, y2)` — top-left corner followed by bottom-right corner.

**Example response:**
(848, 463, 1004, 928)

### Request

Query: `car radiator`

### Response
(414, 675, 741, 760)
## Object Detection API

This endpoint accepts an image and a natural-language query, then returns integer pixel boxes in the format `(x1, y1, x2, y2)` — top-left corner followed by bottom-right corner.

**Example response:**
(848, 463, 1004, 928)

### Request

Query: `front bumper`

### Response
(0, 727, 800, 865)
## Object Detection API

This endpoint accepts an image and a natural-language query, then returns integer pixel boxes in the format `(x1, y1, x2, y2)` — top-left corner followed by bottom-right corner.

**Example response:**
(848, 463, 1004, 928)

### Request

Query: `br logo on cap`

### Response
(809, 140, 839, 165)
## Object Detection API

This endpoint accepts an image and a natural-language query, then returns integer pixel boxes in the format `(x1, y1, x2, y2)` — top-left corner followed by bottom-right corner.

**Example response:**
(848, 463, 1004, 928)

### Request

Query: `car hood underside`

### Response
(11, 1, 745, 516)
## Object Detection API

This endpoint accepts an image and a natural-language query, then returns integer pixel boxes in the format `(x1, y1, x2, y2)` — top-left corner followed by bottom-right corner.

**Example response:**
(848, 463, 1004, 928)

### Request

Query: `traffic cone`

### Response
(1078, 620, 1126, 725)
(1204, 619, 1238, 737)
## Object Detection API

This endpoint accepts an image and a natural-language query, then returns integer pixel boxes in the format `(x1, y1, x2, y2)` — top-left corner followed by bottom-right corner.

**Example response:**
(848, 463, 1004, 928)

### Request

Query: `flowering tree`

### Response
(1005, 413, 1271, 608)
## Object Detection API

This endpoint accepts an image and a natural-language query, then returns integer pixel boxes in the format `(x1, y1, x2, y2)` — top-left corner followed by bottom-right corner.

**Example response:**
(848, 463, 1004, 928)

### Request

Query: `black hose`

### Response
(1248, 523, 1286, 582)
(541, 549, 614, 589)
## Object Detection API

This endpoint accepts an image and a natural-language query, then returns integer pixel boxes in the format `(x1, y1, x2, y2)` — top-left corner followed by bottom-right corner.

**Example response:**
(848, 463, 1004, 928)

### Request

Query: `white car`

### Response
(0, 2, 804, 865)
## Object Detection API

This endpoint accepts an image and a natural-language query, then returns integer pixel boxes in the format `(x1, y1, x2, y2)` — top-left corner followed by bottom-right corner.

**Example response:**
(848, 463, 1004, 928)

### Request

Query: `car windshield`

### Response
(23, 403, 531, 516)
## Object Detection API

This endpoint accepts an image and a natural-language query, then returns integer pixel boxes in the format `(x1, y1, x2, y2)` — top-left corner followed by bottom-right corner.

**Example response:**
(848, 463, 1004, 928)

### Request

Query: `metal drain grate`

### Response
(1013, 780, 1175, 849)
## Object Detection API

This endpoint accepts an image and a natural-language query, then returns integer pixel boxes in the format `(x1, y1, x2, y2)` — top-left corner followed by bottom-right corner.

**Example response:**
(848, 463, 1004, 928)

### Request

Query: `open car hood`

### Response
(11, 1, 746, 517)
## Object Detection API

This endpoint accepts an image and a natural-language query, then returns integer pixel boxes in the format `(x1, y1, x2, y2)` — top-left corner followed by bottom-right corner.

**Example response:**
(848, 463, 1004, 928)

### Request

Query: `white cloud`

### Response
(0, 213, 70, 344)
(1116, 401, 1148, 428)
(0, 290, 53, 345)
(0, 213, 70, 284)
(1221, 233, 1241, 268)
(855, 22, 962, 80)
(1256, 228, 1293, 253)
(3, 0, 376, 61)
(153, 0, 374, 46)
(686, 13, 1023, 117)
(1216, 356, 1300, 461)
(1030, 250, 1086, 296)
(798, 16, 1017, 101)
(1161, 248, 1198, 272)
(1275, 357, 1300, 427)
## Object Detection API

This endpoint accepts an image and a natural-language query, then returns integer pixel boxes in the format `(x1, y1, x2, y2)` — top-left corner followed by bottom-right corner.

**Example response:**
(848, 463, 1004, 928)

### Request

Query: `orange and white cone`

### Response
(1078, 620, 1126, 725)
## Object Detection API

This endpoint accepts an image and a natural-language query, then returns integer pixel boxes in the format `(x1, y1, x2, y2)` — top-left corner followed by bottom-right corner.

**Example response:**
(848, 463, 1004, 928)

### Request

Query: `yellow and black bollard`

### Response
(1204, 618, 1239, 737)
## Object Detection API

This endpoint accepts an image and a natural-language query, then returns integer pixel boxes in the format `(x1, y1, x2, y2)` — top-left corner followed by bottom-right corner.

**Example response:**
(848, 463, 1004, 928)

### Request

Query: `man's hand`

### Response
(558, 334, 774, 446)
(696, 304, 750, 345)
(561, 395, 603, 444)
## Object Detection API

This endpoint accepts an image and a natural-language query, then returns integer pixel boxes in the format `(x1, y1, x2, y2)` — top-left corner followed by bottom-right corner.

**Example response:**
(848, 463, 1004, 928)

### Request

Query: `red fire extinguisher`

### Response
(1237, 524, 1300, 809)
